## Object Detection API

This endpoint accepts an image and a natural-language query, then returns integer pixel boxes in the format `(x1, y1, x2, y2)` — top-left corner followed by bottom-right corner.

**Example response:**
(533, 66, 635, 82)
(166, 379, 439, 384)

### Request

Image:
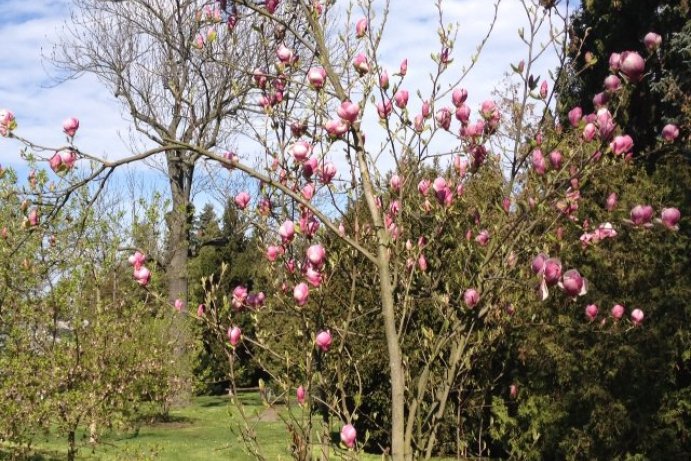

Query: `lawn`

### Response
(1, 393, 394, 460)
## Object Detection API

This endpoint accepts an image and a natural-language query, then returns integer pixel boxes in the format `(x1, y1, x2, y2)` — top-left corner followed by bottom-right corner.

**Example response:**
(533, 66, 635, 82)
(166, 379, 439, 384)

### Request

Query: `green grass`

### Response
(1, 393, 396, 460)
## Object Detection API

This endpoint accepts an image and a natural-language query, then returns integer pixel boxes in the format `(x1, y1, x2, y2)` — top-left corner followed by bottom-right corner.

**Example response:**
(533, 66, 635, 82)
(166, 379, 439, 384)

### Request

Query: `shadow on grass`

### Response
(0, 447, 64, 461)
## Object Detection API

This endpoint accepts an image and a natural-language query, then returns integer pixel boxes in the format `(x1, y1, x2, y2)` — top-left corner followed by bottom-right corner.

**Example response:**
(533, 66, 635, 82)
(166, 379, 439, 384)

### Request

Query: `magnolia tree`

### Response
(0, 0, 684, 459)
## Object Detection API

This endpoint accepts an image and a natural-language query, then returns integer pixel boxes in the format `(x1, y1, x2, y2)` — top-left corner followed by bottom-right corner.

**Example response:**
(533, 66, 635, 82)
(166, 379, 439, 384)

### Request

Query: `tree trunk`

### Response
(165, 152, 193, 306)
(67, 429, 76, 461)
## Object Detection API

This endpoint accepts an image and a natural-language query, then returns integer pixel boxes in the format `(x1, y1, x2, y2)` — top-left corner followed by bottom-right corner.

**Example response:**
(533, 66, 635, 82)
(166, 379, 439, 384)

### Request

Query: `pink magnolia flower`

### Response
(128, 251, 147, 269)
(568, 106, 582, 127)
(62, 117, 79, 137)
(475, 230, 490, 247)
(606, 192, 618, 211)
(421, 100, 431, 118)
(394, 89, 409, 109)
(337, 101, 360, 123)
(276, 44, 294, 63)
(583, 122, 597, 142)
(234, 191, 251, 210)
(611, 304, 625, 320)
(379, 70, 389, 89)
(661, 124, 679, 142)
(388, 174, 403, 191)
(463, 288, 480, 308)
(301, 183, 315, 201)
(539, 80, 548, 99)
(294, 282, 309, 306)
(643, 32, 662, 51)
(455, 104, 471, 123)
(307, 67, 327, 89)
(659, 207, 681, 230)
(610, 134, 634, 156)
(585, 304, 598, 321)
(620, 51, 645, 82)
(174, 299, 185, 312)
(509, 384, 518, 399)
(355, 17, 367, 38)
(340, 424, 357, 449)
(228, 326, 242, 346)
(560, 269, 587, 297)
(0, 109, 16, 136)
(290, 141, 312, 162)
(320, 162, 337, 184)
(604, 74, 621, 92)
(232, 285, 248, 309)
(133, 266, 151, 286)
(315, 330, 332, 352)
(631, 308, 644, 326)
(306, 244, 326, 267)
(454, 156, 468, 176)
(417, 179, 431, 196)
(452, 88, 468, 107)
(548, 150, 562, 170)
(543, 258, 562, 286)
(376, 99, 393, 119)
(296, 386, 306, 405)
(532, 149, 546, 175)
(593, 91, 609, 109)
(197, 304, 205, 316)
(324, 119, 349, 138)
(597, 108, 616, 141)
(305, 266, 322, 287)
(352, 53, 369, 75)
(609, 52, 621, 72)
(629, 205, 654, 227)
(399, 58, 408, 76)
(417, 254, 428, 272)
(279, 220, 295, 243)
(266, 245, 284, 262)
(435, 108, 451, 130)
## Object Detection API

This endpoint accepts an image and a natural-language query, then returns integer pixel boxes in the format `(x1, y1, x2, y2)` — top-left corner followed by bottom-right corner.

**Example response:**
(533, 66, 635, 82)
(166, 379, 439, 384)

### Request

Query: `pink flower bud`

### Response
(452, 88, 468, 107)
(228, 326, 242, 346)
(294, 282, 310, 306)
(543, 258, 563, 286)
(302, 157, 318, 178)
(421, 100, 431, 118)
(62, 117, 79, 137)
(133, 266, 151, 286)
(630, 205, 654, 226)
(455, 104, 471, 123)
(353, 53, 369, 75)
(279, 220, 295, 243)
(389, 174, 403, 191)
(301, 183, 315, 201)
(128, 251, 146, 269)
(609, 52, 621, 72)
(611, 304, 625, 320)
(197, 304, 205, 316)
(643, 32, 662, 51)
(234, 191, 251, 210)
(604, 74, 621, 92)
(305, 266, 322, 287)
(417, 179, 430, 196)
(463, 288, 480, 308)
(399, 58, 408, 76)
(296, 385, 306, 405)
(174, 299, 185, 312)
(417, 254, 428, 272)
(194, 33, 205, 49)
(620, 51, 645, 82)
(610, 134, 634, 156)
(539, 80, 548, 99)
(340, 424, 357, 448)
(355, 18, 367, 38)
(253, 69, 268, 89)
(606, 192, 618, 211)
(560, 269, 587, 297)
(585, 304, 598, 321)
(337, 101, 360, 123)
(315, 330, 332, 351)
(379, 70, 389, 89)
(502, 197, 511, 213)
(435, 108, 451, 130)
(413, 114, 424, 132)
(394, 90, 409, 109)
(376, 100, 393, 119)
(660, 207, 680, 230)
(568, 106, 582, 127)
(49, 153, 63, 173)
(475, 230, 490, 247)
(27, 208, 39, 227)
(631, 308, 644, 325)
(306, 244, 326, 267)
(548, 150, 562, 170)
(583, 123, 597, 142)
(509, 384, 518, 399)
(307, 67, 327, 89)
(531, 149, 546, 175)
(276, 44, 294, 63)
(661, 124, 679, 142)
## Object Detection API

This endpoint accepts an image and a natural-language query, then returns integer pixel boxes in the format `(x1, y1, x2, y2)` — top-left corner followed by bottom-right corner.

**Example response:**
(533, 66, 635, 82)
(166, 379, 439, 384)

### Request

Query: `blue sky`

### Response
(0, 0, 572, 213)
